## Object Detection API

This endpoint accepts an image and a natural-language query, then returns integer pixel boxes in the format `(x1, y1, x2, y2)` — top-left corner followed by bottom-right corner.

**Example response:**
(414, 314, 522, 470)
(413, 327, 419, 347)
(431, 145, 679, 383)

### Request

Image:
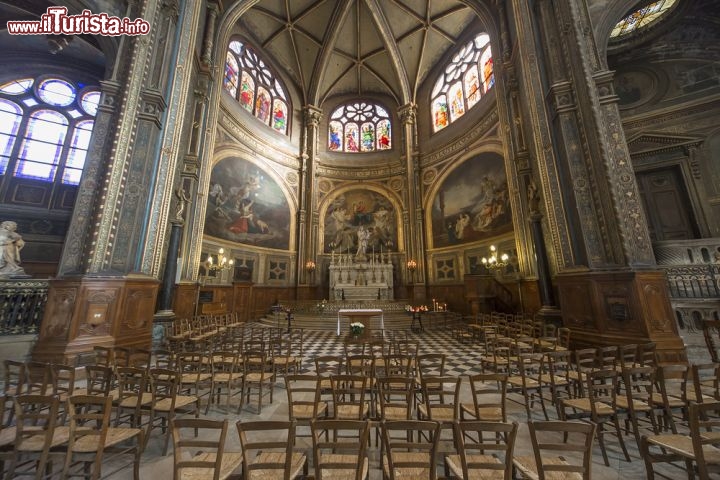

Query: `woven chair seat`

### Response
(563, 398, 614, 416)
(317, 454, 369, 480)
(383, 452, 433, 479)
(513, 455, 585, 480)
(446, 453, 504, 480)
(178, 451, 243, 480)
(71, 427, 142, 452)
(247, 451, 306, 480)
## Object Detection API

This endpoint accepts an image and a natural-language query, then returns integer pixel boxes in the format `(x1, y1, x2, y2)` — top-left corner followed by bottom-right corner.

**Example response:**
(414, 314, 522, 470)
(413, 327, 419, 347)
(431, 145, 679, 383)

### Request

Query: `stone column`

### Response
(505, 0, 685, 360)
(32, 0, 193, 363)
(297, 106, 322, 289)
(398, 103, 424, 296)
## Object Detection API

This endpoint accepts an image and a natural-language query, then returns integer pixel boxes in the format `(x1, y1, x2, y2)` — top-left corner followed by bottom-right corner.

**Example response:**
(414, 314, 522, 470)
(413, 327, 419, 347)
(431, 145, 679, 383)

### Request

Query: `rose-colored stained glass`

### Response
(239, 72, 255, 112)
(344, 123, 359, 152)
(376, 120, 391, 150)
(448, 82, 465, 122)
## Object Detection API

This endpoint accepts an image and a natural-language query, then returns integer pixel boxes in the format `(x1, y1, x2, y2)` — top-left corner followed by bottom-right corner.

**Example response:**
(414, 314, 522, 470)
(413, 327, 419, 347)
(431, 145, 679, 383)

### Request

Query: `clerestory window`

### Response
(0, 77, 99, 186)
(327, 101, 391, 153)
(223, 39, 290, 136)
(430, 33, 494, 133)
(610, 0, 678, 38)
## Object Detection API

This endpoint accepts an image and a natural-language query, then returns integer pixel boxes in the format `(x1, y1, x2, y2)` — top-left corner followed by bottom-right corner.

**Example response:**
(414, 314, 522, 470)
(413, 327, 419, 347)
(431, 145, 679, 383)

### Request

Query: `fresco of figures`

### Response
(323, 190, 398, 254)
(204, 157, 291, 250)
(431, 152, 512, 248)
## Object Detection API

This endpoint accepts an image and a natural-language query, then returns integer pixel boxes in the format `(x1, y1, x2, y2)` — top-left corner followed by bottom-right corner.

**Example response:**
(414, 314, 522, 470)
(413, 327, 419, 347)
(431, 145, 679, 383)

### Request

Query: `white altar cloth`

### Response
(336, 308, 384, 336)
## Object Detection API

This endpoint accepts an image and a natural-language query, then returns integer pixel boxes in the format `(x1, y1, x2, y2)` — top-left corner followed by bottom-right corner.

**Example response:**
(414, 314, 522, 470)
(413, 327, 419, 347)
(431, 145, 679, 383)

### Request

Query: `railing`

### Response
(664, 265, 720, 299)
(654, 239, 720, 266)
(0, 280, 48, 335)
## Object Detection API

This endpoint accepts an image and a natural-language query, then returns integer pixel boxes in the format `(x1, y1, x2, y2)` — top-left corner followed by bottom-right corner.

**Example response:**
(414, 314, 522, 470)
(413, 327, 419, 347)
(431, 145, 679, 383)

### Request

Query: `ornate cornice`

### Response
(421, 109, 499, 165)
(217, 108, 298, 167)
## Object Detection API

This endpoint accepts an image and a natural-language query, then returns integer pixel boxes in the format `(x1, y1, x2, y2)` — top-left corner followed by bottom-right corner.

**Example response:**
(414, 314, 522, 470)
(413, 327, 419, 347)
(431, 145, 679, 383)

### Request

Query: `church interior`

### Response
(0, 0, 719, 478)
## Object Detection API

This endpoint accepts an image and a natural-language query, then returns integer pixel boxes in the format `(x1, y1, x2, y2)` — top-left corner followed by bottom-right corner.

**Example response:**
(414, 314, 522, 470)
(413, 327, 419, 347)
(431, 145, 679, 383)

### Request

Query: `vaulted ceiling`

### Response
(233, 0, 485, 107)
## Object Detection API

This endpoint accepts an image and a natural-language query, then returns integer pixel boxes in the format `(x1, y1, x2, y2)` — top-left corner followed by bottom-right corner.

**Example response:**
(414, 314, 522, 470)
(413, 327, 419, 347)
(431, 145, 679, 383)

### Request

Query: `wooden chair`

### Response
(176, 352, 213, 414)
(63, 394, 144, 480)
(507, 353, 549, 420)
(688, 362, 720, 404)
(171, 418, 242, 480)
(113, 366, 152, 429)
(417, 375, 461, 446)
(0, 395, 14, 479)
(561, 368, 630, 465)
(208, 350, 243, 412)
(460, 373, 507, 423)
(144, 368, 200, 455)
(311, 419, 370, 480)
(74, 365, 116, 399)
(285, 374, 327, 439)
(25, 361, 51, 395)
(236, 420, 307, 480)
(240, 349, 276, 414)
(513, 420, 596, 480)
(617, 365, 659, 449)
(331, 374, 370, 420)
(315, 355, 344, 418)
(542, 350, 574, 419)
(640, 400, 720, 479)
(6, 394, 68, 480)
(652, 364, 689, 433)
(382, 420, 440, 480)
(446, 420, 518, 480)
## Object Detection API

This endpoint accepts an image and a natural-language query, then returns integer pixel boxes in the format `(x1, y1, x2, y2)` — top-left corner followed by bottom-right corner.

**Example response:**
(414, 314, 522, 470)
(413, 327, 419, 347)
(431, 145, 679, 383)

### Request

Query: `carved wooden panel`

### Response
(40, 286, 77, 340)
(173, 283, 198, 319)
(558, 281, 596, 330)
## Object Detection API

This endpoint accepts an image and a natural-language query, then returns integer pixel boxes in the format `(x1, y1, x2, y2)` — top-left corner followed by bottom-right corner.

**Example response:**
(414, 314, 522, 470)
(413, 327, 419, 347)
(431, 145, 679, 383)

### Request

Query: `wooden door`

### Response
(636, 167, 698, 241)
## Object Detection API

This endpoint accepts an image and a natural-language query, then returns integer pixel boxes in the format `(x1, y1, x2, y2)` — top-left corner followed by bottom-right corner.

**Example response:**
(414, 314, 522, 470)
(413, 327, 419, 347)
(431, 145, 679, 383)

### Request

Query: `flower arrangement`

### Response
(405, 305, 428, 313)
(317, 299, 328, 312)
(350, 322, 365, 336)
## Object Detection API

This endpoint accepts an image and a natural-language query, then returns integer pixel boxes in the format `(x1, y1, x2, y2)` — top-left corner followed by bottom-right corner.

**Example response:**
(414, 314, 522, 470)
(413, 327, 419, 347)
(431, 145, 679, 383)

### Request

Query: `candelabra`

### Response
(205, 248, 234, 272)
(481, 245, 509, 270)
(406, 258, 417, 283)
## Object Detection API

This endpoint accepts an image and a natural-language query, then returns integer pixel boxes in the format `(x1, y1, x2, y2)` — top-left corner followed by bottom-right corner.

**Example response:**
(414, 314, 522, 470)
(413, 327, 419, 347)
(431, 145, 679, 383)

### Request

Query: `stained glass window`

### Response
(271, 99, 287, 134)
(0, 100, 22, 175)
(327, 101, 392, 153)
(222, 38, 290, 136)
(81, 91, 100, 116)
(431, 32, 494, 133)
(611, 0, 677, 38)
(37, 78, 75, 106)
(0, 76, 99, 185)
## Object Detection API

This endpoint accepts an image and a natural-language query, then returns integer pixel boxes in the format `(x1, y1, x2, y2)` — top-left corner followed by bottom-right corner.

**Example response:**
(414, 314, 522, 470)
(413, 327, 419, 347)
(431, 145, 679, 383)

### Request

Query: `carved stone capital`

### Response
(303, 105, 322, 127)
(398, 103, 416, 125)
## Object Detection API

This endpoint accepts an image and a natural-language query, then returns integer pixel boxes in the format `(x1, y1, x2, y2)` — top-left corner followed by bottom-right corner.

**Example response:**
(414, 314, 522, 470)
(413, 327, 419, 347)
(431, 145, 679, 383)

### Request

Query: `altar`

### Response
(329, 253, 393, 301)
(336, 308, 384, 336)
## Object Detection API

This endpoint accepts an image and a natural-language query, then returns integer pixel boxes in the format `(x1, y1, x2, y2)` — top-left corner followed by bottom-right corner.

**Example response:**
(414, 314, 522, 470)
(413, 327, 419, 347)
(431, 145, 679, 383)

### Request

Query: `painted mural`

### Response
(323, 190, 398, 254)
(431, 153, 512, 248)
(204, 157, 291, 250)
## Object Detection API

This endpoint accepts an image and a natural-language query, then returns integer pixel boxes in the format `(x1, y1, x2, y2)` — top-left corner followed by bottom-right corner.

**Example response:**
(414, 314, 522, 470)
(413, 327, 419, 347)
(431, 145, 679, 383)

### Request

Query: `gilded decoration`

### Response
(204, 157, 291, 250)
(323, 190, 398, 254)
(430, 153, 512, 248)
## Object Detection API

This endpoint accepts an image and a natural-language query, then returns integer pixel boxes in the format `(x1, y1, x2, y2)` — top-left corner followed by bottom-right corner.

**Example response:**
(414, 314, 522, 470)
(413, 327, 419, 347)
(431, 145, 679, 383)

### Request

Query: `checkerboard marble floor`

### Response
(113, 324, 690, 480)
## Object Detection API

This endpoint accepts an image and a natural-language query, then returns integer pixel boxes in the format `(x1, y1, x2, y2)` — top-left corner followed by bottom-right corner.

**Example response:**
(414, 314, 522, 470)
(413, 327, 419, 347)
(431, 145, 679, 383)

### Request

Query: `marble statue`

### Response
(0, 221, 28, 278)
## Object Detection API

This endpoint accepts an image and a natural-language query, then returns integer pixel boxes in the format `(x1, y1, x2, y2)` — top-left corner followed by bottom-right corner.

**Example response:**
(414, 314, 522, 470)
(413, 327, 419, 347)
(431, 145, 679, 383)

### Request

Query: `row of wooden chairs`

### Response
(173, 416, 599, 480)
(0, 394, 143, 480)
